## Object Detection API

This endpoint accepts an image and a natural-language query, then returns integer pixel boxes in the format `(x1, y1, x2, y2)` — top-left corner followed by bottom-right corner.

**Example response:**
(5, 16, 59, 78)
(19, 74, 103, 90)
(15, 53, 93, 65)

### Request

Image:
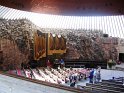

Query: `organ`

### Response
(34, 31, 47, 60)
(34, 31, 66, 60)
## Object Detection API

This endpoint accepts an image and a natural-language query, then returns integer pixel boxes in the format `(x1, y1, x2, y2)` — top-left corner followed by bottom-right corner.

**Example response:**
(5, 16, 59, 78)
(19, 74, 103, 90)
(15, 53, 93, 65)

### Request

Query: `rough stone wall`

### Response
(0, 19, 119, 70)
(0, 19, 38, 70)
(0, 39, 29, 70)
(40, 29, 118, 61)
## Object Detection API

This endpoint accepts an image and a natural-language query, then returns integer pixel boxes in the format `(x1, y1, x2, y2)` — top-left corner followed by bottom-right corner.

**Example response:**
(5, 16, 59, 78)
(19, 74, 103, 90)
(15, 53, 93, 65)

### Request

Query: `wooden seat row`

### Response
(82, 78, 124, 93)
(86, 83, 124, 92)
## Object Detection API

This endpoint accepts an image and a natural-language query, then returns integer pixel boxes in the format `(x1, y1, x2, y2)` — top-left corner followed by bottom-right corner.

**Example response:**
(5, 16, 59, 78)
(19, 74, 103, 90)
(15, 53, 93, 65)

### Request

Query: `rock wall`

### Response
(0, 19, 38, 70)
(0, 39, 29, 70)
(39, 28, 118, 61)
(0, 18, 119, 70)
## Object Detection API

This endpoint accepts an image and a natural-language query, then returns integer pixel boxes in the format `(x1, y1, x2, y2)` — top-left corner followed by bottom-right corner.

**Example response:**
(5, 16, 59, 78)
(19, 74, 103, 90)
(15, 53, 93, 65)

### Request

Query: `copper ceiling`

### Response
(0, 0, 124, 16)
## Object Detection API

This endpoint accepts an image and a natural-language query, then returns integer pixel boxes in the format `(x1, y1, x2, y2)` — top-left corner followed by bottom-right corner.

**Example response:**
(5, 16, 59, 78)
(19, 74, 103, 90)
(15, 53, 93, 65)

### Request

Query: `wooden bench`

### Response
(85, 86, 123, 93)
(86, 83, 124, 92)
(102, 80, 123, 84)
(96, 82, 124, 88)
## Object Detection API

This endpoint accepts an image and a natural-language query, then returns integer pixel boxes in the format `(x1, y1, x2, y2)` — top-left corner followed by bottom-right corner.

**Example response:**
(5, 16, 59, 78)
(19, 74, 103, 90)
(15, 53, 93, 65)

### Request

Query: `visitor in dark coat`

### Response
(89, 69, 94, 83)
(70, 80, 76, 87)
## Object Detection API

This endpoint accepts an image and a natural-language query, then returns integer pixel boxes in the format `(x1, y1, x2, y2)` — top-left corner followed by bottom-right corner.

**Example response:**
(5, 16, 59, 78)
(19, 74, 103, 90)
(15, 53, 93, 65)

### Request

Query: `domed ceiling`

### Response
(0, 0, 124, 16)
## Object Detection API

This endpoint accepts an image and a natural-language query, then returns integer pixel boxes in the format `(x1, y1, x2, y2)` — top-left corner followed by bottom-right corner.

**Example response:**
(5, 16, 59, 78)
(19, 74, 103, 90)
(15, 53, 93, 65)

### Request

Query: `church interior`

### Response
(0, 0, 124, 93)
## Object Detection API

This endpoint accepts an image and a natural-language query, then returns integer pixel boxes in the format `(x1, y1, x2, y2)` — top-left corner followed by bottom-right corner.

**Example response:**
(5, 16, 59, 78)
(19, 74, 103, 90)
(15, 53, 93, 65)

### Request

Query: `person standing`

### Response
(89, 69, 94, 83)
(70, 79, 76, 87)
(96, 71, 101, 82)
(93, 69, 97, 84)
(60, 59, 65, 69)
(97, 66, 101, 72)
(47, 60, 51, 69)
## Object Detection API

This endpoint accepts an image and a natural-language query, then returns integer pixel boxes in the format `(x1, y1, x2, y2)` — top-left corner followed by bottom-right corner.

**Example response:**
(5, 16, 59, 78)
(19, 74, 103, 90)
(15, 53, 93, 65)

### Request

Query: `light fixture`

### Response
(58, 35, 61, 38)
(52, 34, 56, 37)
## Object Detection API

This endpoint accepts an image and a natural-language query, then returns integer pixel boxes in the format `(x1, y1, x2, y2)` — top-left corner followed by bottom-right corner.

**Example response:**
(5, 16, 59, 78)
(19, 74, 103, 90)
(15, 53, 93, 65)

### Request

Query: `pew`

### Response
(23, 69, 32, 78)
(21, 69, 26, 77)
(86, 83, 124, 92)
(37, 68, 57, 84)
(102, 80, 123, 84)
(85, 86, 123, 93)
(8, 70, 16, 75)
(31, 69, 45, 81)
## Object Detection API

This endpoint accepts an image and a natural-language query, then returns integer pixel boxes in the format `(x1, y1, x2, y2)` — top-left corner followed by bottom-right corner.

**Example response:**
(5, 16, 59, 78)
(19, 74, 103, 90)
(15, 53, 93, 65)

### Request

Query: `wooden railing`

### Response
(65, 60, 107, 69)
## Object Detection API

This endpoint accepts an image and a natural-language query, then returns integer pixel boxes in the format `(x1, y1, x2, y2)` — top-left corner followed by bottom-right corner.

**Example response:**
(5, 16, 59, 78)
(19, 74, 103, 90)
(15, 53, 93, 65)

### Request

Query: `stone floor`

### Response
(116, 63, 124, 71)
(116, 63, 124, 68)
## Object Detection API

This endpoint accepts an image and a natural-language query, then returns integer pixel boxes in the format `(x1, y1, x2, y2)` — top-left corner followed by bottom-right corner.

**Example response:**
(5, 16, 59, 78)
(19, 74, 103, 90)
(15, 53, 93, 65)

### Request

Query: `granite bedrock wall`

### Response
(0, 19, 36, 70)
(0, 19, 119, 70)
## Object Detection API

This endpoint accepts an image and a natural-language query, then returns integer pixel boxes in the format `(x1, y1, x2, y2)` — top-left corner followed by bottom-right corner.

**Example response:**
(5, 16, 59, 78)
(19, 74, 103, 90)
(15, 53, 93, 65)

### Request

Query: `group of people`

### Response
(46, 62, 101, 86)
(26, 57, 102, 87)
(89, 66, 101, 84)
(24, 64, 101, 87)
(47, 59, 65, 69)
(64, 68, 90, 87)
(41, 66, 90, 86)
(66, 67, 102, 87)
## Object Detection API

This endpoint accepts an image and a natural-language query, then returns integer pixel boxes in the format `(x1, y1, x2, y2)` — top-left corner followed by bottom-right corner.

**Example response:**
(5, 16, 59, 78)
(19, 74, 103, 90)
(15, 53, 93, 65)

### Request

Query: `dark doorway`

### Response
(119, 53, 124, 62)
